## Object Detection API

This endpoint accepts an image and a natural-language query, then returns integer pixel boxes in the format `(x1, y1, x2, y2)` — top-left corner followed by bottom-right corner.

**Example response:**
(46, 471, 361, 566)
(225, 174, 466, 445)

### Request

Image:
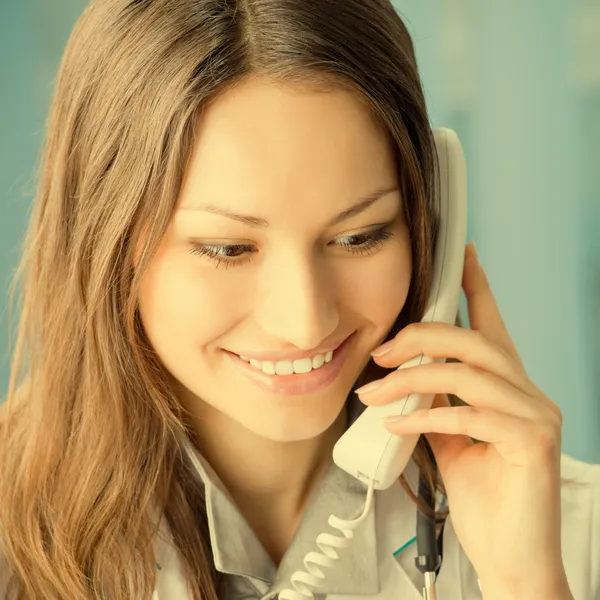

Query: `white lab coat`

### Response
(151, 452, 600, 600)
(0, 454, 598, 599)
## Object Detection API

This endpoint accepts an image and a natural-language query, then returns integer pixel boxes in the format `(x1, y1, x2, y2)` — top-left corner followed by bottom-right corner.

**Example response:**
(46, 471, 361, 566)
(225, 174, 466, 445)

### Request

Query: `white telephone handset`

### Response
(332, 127, 468, 489)
(280, 128, 467, 600)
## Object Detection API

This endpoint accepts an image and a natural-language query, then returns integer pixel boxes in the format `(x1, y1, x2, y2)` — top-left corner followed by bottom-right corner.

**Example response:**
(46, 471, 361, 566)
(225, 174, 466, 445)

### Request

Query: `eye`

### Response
(335, 228, 394, 256)
(188, 224, 395, 269)
(188, 243, 256, 269)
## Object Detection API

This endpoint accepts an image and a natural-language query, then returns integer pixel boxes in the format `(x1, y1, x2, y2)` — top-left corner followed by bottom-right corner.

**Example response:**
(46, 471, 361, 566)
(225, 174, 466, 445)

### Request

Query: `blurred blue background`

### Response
(1, 1, 599, 462)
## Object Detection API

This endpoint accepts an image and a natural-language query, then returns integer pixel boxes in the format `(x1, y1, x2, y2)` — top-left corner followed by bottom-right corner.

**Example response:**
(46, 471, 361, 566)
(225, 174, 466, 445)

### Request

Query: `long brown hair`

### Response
(0, 0, 445, 597)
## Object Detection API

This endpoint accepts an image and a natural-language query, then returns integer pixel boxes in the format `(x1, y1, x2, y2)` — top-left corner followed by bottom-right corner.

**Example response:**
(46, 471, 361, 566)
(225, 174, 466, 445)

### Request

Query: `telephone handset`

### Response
(279, 128, 467, 600)
(332, 127, 468, 490)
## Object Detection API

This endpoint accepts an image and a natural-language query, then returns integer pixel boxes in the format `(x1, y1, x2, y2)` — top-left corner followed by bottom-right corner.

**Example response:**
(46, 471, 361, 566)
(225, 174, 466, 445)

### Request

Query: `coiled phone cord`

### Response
(278, 438, 453, 600)
(278, 478, 376, 600)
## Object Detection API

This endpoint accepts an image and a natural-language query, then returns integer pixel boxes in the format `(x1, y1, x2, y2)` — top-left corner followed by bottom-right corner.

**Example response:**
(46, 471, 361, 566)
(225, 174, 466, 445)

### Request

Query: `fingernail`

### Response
(370, 341, 393, 357)
(355, 379, 383, 395)
(468, 240, 478, 263)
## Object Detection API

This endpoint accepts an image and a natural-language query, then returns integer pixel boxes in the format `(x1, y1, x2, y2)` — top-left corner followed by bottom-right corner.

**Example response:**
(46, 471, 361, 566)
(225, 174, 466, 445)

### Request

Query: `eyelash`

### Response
(188, 225, 395, 269)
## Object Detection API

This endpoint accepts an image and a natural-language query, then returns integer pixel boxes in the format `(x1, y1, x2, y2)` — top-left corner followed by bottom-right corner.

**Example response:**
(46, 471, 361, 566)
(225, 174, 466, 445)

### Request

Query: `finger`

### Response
(463, 242, 522, 364)
(358, 362, 540, 420)
(423, 394, 473, 471)
(371, 320, 531, 390)
(384, 405, 561, 468)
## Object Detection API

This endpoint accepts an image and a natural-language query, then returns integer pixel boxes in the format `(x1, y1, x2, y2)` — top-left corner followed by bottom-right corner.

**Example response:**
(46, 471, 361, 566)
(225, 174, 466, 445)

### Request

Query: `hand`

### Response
(355, 242, 572, 599)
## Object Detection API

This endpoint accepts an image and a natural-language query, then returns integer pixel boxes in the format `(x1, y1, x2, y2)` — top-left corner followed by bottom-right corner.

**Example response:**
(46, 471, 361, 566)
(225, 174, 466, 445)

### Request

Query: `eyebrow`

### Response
(178, 184, 400, 228)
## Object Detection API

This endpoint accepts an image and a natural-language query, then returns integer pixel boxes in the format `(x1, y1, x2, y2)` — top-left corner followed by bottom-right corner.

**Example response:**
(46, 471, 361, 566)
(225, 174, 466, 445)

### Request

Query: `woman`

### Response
(0, 0, 598, 598)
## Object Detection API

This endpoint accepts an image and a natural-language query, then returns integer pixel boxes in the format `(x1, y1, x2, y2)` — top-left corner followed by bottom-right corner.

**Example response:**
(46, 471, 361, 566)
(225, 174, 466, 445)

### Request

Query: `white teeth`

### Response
(239, 350, 334, 375)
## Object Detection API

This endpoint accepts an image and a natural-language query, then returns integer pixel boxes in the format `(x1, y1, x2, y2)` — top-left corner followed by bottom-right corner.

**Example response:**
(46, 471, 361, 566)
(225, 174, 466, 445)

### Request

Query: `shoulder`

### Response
(561, 453, 600, 483)
(559, 454, 600, 599)
(560, 453, 600, 510)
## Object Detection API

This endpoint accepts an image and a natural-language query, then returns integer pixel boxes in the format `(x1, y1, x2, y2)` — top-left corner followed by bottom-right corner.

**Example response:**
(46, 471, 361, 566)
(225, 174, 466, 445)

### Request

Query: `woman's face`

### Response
(138, 75, 412, 442)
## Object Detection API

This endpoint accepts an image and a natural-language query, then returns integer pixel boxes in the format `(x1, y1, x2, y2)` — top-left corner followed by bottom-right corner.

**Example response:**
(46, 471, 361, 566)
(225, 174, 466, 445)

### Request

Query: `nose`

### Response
(255, 256, 340, 351)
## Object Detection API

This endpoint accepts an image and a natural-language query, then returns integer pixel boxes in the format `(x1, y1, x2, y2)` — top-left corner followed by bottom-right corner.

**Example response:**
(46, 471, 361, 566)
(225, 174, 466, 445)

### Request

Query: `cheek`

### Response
(137, 248, 237, 355)
(346, 236, 412, 327)
(138, 233, 412, 356)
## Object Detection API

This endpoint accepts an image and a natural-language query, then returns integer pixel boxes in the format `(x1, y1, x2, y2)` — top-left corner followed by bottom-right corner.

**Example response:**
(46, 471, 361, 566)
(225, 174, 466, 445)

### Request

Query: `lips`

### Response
(223, 331, 357, 396)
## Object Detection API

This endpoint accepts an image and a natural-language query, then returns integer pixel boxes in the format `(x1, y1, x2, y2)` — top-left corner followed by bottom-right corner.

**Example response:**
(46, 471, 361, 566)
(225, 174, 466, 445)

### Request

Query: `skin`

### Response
(359, 243, 573, 600)
(138, 75, 574, 598)
(139, 79, 572, 600)
(138, 74, 412, 562)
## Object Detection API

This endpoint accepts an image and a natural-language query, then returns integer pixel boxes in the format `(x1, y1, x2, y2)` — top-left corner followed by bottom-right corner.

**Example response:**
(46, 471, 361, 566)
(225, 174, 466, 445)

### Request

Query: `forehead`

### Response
(178, 76, 398, 211)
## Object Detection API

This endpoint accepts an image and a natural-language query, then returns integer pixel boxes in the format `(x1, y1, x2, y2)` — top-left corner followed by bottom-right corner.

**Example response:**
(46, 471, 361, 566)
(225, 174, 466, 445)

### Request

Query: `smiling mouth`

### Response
(223, 332, 356, 395)
(236, 348, 336, 375)
(225, 332, 356, 377)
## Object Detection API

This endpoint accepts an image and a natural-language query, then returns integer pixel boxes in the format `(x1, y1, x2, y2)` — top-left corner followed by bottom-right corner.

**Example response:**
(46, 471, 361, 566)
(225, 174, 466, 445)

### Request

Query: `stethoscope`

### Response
(415, 440, 483, 599)
(415, 438, 445, 600)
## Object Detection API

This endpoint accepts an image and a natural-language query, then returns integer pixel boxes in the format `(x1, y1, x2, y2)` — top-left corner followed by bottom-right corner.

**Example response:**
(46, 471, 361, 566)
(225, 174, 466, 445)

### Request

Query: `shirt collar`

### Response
(178, 393, 421, 597)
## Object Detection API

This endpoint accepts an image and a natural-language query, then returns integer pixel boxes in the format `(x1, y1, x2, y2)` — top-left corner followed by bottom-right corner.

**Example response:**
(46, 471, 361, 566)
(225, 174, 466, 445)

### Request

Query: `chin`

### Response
(243, 403, 346, 443)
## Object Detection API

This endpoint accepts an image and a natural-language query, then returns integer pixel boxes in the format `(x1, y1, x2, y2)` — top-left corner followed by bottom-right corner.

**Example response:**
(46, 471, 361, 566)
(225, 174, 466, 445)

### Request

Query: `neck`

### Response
(185, 400, 348, 563)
